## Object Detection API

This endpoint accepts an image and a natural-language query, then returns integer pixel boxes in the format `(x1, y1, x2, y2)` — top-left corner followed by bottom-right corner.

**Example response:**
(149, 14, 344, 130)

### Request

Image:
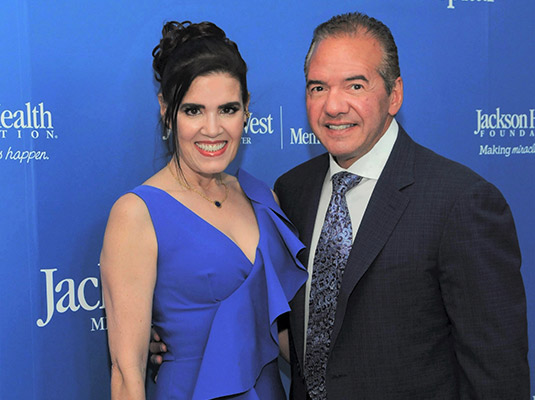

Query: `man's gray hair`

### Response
(304, 12, 400, 95)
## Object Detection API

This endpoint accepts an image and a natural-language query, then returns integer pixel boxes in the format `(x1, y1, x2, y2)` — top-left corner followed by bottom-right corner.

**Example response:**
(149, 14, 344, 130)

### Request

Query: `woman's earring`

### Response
(162, 128, 172, 140)
(244, 110, 251, 128)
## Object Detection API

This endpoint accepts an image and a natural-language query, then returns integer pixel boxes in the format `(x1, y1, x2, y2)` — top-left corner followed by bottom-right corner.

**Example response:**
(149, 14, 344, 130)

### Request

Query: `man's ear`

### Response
(388, 77, 404, 116)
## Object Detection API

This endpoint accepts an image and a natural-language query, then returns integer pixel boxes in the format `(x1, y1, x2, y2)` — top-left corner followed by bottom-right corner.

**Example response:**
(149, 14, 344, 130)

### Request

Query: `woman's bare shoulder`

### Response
(108, 192, 150, 226)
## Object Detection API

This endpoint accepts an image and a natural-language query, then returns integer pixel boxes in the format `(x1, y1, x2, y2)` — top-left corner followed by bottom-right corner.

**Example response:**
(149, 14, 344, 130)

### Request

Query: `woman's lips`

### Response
(194, 141, 228, 157)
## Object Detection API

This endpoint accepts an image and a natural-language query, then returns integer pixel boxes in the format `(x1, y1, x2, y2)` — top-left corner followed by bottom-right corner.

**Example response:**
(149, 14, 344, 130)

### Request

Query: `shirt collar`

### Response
(328, 118, 398, 181)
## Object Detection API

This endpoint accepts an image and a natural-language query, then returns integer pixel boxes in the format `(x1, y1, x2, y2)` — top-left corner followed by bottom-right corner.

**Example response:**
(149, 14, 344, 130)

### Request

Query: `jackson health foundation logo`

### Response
(446, 0, 495, 9)
(0, 102, 56, 163)
(474, 108, 535, 157)
(36, 267, 107, 332)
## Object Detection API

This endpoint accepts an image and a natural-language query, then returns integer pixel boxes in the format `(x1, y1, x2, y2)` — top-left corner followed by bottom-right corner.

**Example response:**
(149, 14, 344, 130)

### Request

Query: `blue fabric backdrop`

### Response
(2, 0, 534, 398)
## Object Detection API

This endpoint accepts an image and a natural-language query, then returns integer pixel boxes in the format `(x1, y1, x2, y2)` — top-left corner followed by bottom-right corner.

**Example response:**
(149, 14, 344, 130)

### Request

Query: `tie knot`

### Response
(332, 171, 361, 195)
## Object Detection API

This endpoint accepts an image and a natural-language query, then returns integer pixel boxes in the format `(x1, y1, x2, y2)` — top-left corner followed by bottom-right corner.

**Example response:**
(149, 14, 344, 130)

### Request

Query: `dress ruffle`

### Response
(191, 169, 307, 399)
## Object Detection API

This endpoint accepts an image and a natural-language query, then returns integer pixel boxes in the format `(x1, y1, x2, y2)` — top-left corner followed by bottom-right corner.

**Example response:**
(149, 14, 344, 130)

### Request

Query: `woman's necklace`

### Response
(169, 164, 229, 208)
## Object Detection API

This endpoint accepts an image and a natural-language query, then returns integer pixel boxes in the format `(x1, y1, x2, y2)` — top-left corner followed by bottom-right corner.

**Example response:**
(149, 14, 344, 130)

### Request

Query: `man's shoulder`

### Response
(407, 136, 508, 203)
(413, 141, 485, 184)
(276, 153, 329, 185)
(392, 127, 504, 201)
(273, 153, 328, 206)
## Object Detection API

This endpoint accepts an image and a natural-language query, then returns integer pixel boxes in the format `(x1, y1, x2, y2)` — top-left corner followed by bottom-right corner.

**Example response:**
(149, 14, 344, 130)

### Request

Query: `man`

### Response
(274, 11, 529, 400)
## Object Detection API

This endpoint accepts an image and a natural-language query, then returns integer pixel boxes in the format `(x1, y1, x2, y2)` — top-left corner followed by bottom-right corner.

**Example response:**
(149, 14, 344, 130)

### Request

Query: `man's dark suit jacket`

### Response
(274, 126, 529, 399)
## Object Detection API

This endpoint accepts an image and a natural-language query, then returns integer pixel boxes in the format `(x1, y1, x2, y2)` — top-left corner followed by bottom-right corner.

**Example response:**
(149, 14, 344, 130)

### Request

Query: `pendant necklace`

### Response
(169, 164, 229, 208)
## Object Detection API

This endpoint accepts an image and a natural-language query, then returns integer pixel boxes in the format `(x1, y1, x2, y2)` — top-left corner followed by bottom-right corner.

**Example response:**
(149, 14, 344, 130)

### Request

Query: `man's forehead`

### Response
(307, 36, 382, 80)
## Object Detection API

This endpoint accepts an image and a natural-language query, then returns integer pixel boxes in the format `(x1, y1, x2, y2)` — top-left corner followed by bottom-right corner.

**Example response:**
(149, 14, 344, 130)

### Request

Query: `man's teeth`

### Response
(196, 142, 226, 151)
(327, 124, 355, 130)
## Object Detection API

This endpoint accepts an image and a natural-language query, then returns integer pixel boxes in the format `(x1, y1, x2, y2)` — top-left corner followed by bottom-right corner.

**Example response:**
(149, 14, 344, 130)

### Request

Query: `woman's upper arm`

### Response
(271, 189, 280, 206)
(100, 193, 158, 370)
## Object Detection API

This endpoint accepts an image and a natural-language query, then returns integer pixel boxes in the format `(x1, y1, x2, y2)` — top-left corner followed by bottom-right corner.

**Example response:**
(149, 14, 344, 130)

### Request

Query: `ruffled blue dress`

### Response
(130, 169, 307, 399)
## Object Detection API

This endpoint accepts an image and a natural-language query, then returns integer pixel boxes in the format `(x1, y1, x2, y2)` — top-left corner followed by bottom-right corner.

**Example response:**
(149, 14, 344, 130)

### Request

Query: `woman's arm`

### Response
(100, 193, 158, 400)
(278, 328, 290, 363)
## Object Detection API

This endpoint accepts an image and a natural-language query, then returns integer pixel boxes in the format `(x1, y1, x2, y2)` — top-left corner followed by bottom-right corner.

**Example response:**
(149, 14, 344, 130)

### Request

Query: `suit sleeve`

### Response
(438, 180, 529, 398)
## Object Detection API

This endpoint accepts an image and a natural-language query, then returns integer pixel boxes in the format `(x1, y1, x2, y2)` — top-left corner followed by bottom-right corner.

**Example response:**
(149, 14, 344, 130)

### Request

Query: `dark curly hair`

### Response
(152, 21, 249, 161)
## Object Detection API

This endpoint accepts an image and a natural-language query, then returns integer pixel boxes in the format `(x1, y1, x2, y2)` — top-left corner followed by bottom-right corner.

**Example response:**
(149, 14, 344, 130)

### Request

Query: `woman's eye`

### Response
(221, 106, 239, 115)
(183, 107, 200, 116)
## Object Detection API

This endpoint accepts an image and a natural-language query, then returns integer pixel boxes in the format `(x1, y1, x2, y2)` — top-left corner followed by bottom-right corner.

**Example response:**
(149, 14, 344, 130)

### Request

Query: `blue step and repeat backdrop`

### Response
(2, 0, 534, 398)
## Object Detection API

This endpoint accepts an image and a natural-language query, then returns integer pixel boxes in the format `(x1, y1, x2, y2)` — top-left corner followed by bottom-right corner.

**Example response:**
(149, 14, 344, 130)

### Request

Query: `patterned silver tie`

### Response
(305, 171, 362, 400)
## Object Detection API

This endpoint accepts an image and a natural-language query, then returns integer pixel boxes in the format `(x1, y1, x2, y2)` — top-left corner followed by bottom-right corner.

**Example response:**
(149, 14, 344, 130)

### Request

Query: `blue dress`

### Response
(130, 169, 307, 399)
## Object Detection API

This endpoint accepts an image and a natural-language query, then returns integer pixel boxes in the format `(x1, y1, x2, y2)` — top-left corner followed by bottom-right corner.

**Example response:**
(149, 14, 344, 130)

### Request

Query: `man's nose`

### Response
(324, 88, 349, 117)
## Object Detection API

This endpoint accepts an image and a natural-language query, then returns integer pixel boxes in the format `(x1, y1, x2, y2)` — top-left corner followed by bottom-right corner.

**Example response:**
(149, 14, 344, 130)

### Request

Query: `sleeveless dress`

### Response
(130, 169, 308, 399)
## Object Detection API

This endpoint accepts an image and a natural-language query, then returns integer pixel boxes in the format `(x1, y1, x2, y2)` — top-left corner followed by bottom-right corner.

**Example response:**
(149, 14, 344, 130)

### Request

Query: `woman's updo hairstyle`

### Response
(152, 21, 248, 157)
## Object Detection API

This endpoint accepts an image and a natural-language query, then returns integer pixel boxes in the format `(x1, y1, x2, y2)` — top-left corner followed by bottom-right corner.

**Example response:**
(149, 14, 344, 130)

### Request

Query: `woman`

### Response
(100, 20, 307, 399)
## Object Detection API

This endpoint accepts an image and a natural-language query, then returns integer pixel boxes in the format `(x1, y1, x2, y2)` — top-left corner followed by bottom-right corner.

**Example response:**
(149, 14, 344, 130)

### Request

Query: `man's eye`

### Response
(351, 84, 363, 90)
(310, 86, 324, 93)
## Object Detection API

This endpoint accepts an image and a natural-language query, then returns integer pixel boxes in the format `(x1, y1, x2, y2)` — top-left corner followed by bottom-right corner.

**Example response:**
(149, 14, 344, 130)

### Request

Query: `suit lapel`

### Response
(289, 154, 329, 370)
(330, 128, 416, 347)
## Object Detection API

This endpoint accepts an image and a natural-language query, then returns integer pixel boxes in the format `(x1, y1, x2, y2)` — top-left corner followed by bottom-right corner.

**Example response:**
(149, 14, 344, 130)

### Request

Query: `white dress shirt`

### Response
(304, 119, 399, 346)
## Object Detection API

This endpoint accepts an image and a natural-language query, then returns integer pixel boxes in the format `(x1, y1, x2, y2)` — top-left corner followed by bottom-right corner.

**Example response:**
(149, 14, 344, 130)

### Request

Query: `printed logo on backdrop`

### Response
(242, 110, 275, 144)
(226, 106, 322, 149)
(474, 108, 535, 157)
(36, 267, 107, 332)
(288, 126, 321, 147)
(0, 102, 56, 164)
(266, 106, 321, 149)
(446, 0, 495, 9)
